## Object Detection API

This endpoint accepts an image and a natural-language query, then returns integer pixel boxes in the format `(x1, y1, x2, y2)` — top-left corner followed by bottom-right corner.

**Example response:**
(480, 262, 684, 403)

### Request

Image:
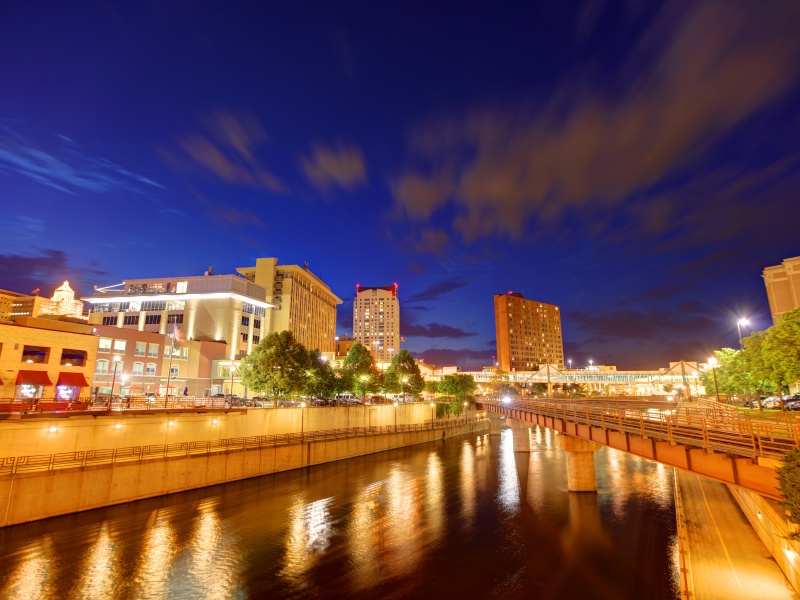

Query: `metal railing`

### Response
(0, 397, 255, 414)
(0, 417, 486, 476)
(480, 397, 799, 459)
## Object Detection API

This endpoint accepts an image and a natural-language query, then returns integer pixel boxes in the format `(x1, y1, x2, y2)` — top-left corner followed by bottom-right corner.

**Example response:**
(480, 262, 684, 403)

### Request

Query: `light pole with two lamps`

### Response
(737, 318, 750, 350)
(109, 355, 122, 409)
(708, 357, 720, 403)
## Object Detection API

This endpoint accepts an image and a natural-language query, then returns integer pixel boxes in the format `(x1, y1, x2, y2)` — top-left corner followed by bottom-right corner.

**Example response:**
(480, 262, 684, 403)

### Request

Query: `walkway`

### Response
(676, 470, 797, 599)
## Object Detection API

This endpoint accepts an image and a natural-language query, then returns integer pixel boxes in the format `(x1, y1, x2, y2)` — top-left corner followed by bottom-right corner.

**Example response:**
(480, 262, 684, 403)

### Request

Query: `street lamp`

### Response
(737, 318, 750, 350)
(463, 401, 468, 422)
(393, 401, 398, 432)
(589, 359, 593, 369)
(300, 401, 306, 442)
(430, 402, 435, 427)
(568, 358, 572, 370)
(360, 374, 368, 401)
(109, 355, 122, 408)
(401, 375, 408, 403)
(708, 357, 720, 403)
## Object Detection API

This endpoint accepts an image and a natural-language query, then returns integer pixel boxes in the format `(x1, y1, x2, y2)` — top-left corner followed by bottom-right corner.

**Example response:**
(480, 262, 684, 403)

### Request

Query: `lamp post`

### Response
(109, 355, 121, 408)
(430, 402, 435, 427)
(394, 401, 398, 432)
(568, 358, 572, 370)
(300, 401, 306, 442)
(401, 375, 408, 403)
(120, 374, 129, 410)
(360, 374, 368, 402)
(737, 318, 750, 350)
(708, 357, 720, 403)
(463, 401, 468, 423)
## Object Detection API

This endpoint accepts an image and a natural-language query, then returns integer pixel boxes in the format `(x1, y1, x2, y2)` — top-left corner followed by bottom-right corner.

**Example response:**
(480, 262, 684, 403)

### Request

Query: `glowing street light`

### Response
(737, 318, 750, 350)
(708, 357, 720, 403)
(430, 402, 435, 425)
(109, 355, 122, 407)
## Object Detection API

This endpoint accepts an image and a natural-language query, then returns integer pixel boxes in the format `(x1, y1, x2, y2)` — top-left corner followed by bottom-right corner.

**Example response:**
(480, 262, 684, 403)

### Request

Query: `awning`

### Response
(15, 370, 53, 386)
(56, 372, 90, 387)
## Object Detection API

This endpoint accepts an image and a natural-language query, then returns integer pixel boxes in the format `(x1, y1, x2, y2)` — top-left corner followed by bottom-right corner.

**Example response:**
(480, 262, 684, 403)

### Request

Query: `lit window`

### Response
(113, 340, 126, 353)
(146, 363, 157, 376)
(99, 338, 112, 353)
(133, 362, 144, 376)
(96, 360, 109, 374)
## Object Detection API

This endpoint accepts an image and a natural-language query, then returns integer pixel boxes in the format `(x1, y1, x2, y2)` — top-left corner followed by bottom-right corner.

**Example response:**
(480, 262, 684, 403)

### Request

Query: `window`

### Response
(241, 316, 250, 327)
(102, 316, 118, 326)
(148, 343, 159, 357)
(113, 340, 126, 353)
(141, 301, 166, 311)
(241, 333, 249, 342)
(22, 345, 49, 364)
(132, 362, 144, 376)
(181, 347, 189, 360)
(123, 315, 139, 325)
(99, 338, 112, 353)
(135, 342, 146, 356)
(253, 335, 260, 344)
(146, 363, 157, 376)
(60, 349, 87, 366)
(166, 300, 185, 311)
(254, 319, 261, 329)
(96, 359, 109, 374)
(145, 315, 161, 325)
(167, 313, 183, 324)
(170, 365, 179, 378)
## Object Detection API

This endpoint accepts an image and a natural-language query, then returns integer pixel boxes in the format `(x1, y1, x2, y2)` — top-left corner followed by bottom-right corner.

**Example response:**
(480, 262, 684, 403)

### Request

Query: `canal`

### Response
(0, 426, 679, 599)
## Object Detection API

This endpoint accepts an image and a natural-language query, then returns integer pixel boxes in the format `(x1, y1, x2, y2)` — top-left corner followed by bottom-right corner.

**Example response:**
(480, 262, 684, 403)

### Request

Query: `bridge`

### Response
(475, 397, 797, 499)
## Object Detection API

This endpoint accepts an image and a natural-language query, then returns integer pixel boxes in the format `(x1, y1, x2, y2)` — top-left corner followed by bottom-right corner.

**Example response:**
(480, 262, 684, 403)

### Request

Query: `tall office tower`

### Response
(84, 271, 272, 360)
(494, 292, 564, 372)
(353, 284, 400, 362)
(763, 256, 800, 325)
(237, 257, 342, 352)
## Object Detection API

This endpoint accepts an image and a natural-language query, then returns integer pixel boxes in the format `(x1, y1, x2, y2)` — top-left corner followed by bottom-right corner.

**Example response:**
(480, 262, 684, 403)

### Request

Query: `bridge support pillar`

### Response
(556, 434, 602, 492)
(509, 419, 531, 452)
(488, 413, 504, 435)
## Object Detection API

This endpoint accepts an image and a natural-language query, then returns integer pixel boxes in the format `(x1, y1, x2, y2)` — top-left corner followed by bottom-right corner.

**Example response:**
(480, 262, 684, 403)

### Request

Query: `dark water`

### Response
(0, 427, 679, 599)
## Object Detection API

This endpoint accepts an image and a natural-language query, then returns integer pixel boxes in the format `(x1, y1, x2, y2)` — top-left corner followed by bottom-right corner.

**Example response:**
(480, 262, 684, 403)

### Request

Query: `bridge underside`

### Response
(483, 404, 781, 500)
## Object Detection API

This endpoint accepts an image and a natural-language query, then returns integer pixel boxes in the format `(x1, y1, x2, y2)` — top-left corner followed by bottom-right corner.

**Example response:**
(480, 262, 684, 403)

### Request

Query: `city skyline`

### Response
(2, 2, 800, 370)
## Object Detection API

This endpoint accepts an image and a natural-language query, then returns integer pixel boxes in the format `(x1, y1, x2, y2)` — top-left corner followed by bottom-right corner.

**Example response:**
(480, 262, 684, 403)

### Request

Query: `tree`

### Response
(305, 350, 336, 399)
(424, 381, 439, 396)
(239, 331, 311, 398)
(763, 307, 800, 409)
(341, 342, 379, 397)
(383, 348, 425, 398)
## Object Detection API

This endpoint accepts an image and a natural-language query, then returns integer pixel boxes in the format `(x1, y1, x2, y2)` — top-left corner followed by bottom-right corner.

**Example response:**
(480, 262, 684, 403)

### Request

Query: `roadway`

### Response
(676, 470, 797, 599)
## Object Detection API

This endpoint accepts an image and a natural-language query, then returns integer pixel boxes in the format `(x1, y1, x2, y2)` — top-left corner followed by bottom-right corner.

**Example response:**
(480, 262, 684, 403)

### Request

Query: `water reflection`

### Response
(0, 429, 678, 599)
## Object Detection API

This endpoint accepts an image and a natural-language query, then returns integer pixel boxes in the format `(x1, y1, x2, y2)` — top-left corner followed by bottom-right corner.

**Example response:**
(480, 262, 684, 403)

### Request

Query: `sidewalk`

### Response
(676, 470, 798, 599)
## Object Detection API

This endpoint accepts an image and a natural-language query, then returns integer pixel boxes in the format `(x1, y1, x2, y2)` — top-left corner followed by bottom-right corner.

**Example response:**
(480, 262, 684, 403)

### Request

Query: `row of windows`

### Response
(91, 300, 186, 314)
(242, 302, 266, 317)
(11, 345, 88, 366)
(95, 360, 181, 378)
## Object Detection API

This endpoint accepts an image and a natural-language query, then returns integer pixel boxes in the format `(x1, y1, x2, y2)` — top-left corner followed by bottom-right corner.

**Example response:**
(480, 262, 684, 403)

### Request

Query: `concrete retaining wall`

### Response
(0, 404, 440, 458)
(727, 485, 800, 594)
(0, 421, 487, 527)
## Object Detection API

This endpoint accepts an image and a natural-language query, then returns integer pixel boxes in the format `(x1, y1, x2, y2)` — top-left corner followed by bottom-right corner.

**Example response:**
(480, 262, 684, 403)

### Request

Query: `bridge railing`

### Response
(480, 398, 799, 459)
(0, 417, 486, 476)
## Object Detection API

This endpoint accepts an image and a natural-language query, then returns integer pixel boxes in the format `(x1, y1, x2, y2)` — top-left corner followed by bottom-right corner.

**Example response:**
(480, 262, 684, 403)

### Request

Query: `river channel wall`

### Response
(0, 404, 439, 457)
(0, 420, 488, 527)
(727, 483, 800, 593)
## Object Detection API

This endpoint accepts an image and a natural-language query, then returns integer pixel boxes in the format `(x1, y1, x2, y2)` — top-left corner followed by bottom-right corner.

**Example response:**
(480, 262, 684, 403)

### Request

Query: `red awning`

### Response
(15, 370, 53, 386)
(56, 372, 90, 387)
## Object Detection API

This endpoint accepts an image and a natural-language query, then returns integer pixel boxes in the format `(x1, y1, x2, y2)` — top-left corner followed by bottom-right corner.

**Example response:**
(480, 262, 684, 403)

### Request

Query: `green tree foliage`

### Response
(383, 348, 425, 397)
(424, 380, 439, 395)
(239, 331, 311, 398)
(777, 447, 800, 539)
(342, 342, 379, 397)
(438, 373, 477, 402)
(305, 350, 336, 398)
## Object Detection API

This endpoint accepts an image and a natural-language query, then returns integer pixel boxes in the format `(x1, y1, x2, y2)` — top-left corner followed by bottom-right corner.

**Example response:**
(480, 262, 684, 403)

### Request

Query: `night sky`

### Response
(2, 1, 799, 371)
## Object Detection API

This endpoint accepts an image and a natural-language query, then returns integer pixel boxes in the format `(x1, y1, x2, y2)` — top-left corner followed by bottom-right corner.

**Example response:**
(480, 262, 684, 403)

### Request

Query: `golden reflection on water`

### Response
(184, 502, 237, 598)
(0, 535, 55, 598)
(348, 479, 384, 590)
(385, 464, 423, 576)
(425, 452, 445, 541)
(281, 495, 335, 582)
(460, 441, 476, 523)
(131, 513, 177, 599)
(73, 523, 116, 600)
(497, 430, 520, 513)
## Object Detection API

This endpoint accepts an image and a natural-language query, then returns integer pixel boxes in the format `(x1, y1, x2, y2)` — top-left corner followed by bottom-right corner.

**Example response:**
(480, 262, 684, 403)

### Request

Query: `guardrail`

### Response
(0, 417, 487, 476)
(479, 398, 799, 459)
(0, 397, 254, 414)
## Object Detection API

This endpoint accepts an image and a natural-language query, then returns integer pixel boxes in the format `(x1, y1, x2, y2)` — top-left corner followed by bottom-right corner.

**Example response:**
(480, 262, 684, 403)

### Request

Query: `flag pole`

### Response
(165, 327, 175, 409)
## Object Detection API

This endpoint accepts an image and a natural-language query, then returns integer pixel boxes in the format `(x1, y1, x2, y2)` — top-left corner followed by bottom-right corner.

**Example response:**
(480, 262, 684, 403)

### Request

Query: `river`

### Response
(0, 426, 679, 599)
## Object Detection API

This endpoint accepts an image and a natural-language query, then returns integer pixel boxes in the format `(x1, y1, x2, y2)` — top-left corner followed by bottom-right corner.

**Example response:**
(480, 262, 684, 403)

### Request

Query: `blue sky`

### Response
(1, 1, 799, 370)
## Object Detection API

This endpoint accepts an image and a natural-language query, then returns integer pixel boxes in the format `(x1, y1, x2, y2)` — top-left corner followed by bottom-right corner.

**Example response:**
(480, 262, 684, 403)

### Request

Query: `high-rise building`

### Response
(353, 284, 400, 362)
(494, 292, 564, 372)
(0, 289, 27, 320)
(763, 256, 800, 325)
(83, 272, 272, 360)
(236, 257, 342, 352)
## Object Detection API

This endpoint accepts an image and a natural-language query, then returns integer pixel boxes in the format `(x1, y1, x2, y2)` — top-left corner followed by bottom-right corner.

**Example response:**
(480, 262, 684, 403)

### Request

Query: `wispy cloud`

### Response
(0, 249, 106, 298)
(163, 110, 284, 192)
(300, 142, 367, 192)
(0, 121, 164, 196)
(407, 277, 469, 303)
(402, 322, 476, 338)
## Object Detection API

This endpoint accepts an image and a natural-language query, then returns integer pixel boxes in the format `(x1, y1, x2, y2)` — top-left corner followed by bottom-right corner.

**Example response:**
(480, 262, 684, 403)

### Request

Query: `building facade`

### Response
(7, 281, 86, 321)
(353, 284, 400, 362)
(0, 317, 97, 401)
(83, 273, 272, 360)
(91, 325, 228, 397)
(236, 257, 342, 352)
(494, 292, 564, 372)
(763, 256, 800, 325)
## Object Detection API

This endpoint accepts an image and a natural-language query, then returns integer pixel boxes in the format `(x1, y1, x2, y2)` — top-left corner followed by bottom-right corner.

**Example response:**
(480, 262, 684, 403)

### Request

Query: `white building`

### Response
(83, 272, 273, 360)
(353, 284, 400, 362)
